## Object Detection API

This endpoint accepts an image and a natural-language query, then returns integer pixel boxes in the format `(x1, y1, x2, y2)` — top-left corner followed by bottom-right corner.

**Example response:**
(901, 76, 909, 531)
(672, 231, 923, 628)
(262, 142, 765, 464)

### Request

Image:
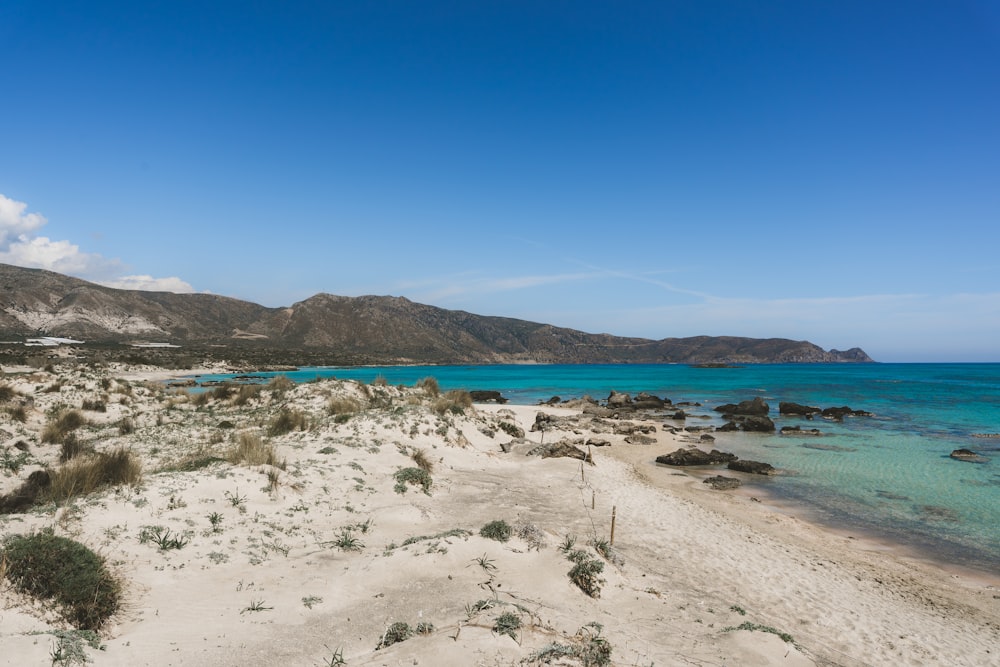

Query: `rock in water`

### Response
(703, 475, 742, 490)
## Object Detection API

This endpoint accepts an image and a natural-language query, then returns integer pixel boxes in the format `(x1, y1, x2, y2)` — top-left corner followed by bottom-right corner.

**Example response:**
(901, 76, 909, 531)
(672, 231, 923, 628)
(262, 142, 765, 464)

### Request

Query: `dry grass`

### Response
(267, 407, 311, 436)
(44, 448, 143, 504)
(41, 409, 88, 444)
(228, 432, 285, 469)
(327, 396, 361, 416)
(410, 448, 434, 473)
(417, 376, 440, 397)
(432, 389, 473, 415)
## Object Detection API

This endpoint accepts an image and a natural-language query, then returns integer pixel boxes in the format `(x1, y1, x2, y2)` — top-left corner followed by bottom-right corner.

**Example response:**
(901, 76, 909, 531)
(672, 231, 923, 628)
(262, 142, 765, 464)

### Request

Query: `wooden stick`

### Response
(610, 505, 617, 545)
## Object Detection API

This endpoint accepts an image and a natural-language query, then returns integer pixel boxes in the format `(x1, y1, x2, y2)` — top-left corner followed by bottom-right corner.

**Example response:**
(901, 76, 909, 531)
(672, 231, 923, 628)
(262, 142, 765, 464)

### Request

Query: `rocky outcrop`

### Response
(781, 426, 823, 436)
(715, 397, 770, 417)
(470, 390, 507, 404)
(821, 406, 873, 420)
(728, 460, 776, 475)
(779, 401, 821, 417)
(703, 475, 742, 490)
(950, 448, 988, 463)
(655, 448, 738, 466)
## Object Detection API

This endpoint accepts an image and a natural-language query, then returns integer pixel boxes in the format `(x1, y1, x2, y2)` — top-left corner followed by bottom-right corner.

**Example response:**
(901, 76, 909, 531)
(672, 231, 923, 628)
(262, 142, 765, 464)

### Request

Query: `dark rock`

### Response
(13, 440, 30, 452)
(470, 390, 507, 404)
(821, 406, 872, 420)
(217, 420, 236, 429)
(781, 426, 822, 436)
(0, 469, 51, 513)
(779, 401, 821, 417)
(586, 438, 611, 447)
(633, 392, 669, 409)
(801, 443, 857, 452)
(606, 391, 633, 408)
(669, 410, 687, 420)
(727, 460, 776, 475)
(703, 475, 742, 490)
(526, 440, 592, 462)
(741, 416, 776, 433)
(717, 421, 740, 432)
(714, 397, 769, 417)
(699, 433, 716, 442)
(655, 448, 738, 466)
(950, 448, 988, 463)
(540, 396, 562, 406)
(625, 434, 657, 445)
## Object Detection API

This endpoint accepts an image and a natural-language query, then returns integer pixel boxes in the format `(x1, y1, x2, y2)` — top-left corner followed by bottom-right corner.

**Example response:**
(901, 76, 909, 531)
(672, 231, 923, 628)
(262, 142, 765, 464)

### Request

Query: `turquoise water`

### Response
(190, 363, 1000, 573)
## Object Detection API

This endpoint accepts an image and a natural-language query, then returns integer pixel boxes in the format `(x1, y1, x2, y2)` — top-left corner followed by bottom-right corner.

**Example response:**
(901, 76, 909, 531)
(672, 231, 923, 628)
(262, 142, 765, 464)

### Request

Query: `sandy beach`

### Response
(1, 364, 998, 666)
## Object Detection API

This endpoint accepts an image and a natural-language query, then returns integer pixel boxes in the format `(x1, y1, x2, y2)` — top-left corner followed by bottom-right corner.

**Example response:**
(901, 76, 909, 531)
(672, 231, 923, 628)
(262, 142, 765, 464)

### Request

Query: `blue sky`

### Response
(2, 1, 998, 362)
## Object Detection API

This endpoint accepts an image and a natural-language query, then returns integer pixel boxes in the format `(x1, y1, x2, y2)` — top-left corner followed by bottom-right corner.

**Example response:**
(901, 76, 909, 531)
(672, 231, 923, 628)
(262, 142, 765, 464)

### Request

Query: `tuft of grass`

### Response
(81, 399, 106, 413)
(267, 407, 310, 436)
(228, 432, 285, 468)
(59, 433, 92, 463)
(416, 376, 440, 397)
(331, 528, 364, 552)
(393, 467, 432, 495)
(2, 530, 122, 631)
(138, 525, 189, 551)
(327, 396, 361, 417)
(232, 384, 261, 406)
(41, 410, 87, 444)
(432, 389, 473, 415)
(44, 448, 142, 504)
(267, 375, 295, 394)
(0, 384, 17, 402)
(117, 416, 135, 435)
(5, 404, 27, 422)
(479, 520, 512, 542)
(241, 598, 273, 614)
(410, 447, 434, 473)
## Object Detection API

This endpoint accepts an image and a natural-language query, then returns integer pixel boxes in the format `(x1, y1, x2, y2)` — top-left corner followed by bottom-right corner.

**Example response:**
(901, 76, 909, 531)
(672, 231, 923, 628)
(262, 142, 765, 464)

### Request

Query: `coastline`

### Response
(4, 364, 995, 665)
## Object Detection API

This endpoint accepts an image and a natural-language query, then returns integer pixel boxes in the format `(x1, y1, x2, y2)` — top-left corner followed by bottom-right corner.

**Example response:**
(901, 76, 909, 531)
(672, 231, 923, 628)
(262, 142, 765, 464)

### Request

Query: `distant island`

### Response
(0, 263, 872, 367)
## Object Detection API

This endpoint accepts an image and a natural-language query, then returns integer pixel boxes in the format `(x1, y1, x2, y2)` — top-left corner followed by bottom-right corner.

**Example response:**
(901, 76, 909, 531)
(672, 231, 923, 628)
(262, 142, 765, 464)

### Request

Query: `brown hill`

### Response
(0, 263, 872, 364)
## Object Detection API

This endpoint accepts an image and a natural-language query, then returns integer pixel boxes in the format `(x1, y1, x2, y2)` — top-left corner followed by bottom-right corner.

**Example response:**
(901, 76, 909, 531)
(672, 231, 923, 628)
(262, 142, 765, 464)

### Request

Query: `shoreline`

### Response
(2, 366, 997, 665)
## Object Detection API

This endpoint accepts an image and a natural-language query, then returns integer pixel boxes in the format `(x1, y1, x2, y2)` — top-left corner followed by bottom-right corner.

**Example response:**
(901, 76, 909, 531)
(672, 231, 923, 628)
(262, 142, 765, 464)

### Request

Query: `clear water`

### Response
(190, 363, 1000, 573)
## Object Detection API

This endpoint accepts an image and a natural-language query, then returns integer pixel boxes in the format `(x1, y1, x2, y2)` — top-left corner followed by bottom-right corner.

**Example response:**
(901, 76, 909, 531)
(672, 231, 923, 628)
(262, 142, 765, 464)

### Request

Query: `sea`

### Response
(188, 363, 1000, 575)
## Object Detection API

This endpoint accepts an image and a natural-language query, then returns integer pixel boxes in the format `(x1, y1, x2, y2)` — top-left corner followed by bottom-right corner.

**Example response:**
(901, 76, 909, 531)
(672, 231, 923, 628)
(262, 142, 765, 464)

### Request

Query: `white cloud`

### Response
(0, 194, 47, 244)
(0, 193, 196, 294)
(99, 274, 196, 293)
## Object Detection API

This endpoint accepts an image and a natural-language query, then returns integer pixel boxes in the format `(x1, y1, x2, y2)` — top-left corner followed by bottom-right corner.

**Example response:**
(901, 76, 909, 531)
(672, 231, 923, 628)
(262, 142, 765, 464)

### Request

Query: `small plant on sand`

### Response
(301, 595, 323, 609)
(241, 599, 273, 614)
(2, 530, 122, 631)
(730, 604, 747, 616)
(516, 523, 547, 551)
(377, 621, 413, 649)
(559, 534, 578, 553)
(566, 550, 605, 598)
(493, 610, 522, 640)
(47, 629, 104, 667)
(471, 553, 498, 575)
(331, 528, 364, 552)
(138, 525, 189, 551)
(319, 646, 346, 666)
(393, 467, 432, 495)
(207, 512, 224, 533)
(479, 520, 512, 543)
(224, 488, 247, 510)
(525, 622, 612, 667)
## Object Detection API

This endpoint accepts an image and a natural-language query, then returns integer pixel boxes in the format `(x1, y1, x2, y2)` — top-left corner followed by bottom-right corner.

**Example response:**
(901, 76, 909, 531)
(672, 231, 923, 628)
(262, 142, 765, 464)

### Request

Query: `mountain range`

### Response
(0, 263, 872, 364)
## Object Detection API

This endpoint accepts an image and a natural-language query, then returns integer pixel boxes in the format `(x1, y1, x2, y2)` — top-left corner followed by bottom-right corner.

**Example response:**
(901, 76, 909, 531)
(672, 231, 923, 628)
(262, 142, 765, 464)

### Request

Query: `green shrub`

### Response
(480, 520, 512, 542)
(393, 467, 432, 495)
(493, 611, 521, 640)
(2, 531, 122, 630)
(377, 621, 413, 649)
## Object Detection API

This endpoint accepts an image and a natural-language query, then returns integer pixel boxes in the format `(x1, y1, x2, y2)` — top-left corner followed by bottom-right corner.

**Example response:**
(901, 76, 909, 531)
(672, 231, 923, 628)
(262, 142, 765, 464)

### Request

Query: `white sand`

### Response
(1, 366, 998, 666)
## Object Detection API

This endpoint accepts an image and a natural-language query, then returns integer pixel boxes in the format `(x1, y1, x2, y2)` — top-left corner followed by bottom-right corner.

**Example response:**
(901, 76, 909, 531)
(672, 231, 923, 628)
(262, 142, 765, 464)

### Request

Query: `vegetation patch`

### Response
(45, 448, 142, 504)
(228, 432, 284, 468)
(376, 621, 413, 649)
(41, 409, 87, 444)
(393, 467, 432, 495)
(479, 519, 512, 542)
(2, 531, 122, 631)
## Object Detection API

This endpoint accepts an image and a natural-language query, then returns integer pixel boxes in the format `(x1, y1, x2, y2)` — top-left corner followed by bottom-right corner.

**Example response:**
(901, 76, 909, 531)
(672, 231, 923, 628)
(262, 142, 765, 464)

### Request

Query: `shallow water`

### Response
(190, 363, 1000, 573)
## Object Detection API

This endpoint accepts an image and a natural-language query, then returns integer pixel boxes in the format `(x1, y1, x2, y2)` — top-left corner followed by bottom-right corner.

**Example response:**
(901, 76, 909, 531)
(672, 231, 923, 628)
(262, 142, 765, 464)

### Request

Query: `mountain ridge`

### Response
(0, 263, 873, 364)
